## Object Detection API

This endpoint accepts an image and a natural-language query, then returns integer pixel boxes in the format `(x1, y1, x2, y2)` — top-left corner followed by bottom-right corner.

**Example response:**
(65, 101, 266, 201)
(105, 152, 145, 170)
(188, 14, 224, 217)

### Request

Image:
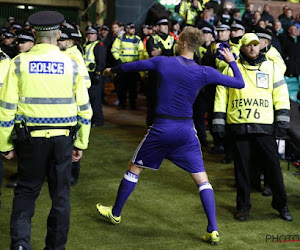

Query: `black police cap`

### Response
(16, 29, 35, 43)
(28, 11, 64, 31)
(252, 26, 272, 41)
(59, 27, 81, 41)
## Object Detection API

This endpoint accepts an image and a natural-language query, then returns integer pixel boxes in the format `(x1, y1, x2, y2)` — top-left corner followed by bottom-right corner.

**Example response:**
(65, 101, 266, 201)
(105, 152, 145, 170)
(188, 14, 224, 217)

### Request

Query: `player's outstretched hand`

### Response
(219, 48, 235, 63)
(103, 68, 112, 77)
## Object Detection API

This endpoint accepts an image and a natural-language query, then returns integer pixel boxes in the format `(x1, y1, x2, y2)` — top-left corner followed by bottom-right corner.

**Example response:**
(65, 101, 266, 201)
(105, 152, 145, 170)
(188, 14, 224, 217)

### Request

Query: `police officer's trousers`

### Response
(10, 135, 73, 250)
(233, 134, 287, 212)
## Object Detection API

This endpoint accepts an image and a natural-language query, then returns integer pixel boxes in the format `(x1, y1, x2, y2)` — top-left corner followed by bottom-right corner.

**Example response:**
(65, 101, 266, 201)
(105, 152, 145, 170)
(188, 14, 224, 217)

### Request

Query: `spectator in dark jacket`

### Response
(261, 4, 274, 26)
(281, 24, 300, 77)
(242, 3, 254, 29)
(279, 8, 294, 33)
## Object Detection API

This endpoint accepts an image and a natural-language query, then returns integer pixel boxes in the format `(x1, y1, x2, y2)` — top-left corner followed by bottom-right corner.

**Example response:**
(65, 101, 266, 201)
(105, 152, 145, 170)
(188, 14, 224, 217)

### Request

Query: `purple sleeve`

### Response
(205, 61, 245, 89)
(111, 56, 163, 73)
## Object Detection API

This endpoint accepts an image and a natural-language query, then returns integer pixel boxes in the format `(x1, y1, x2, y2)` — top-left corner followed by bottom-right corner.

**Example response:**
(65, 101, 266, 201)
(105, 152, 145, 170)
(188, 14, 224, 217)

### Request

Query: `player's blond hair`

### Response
(179, 27, 204, 52)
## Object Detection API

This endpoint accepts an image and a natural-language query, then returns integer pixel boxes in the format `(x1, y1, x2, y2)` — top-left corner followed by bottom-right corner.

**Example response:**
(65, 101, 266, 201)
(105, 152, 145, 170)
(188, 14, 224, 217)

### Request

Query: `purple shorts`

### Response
(132, 118, 205, 173)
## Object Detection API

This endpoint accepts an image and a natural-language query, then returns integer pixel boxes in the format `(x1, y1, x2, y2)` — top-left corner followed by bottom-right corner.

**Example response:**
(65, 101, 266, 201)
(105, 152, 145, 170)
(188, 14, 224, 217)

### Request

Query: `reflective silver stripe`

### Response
(212, 118, 225, 125)
(122, 48, 138, 51)
(19, 96, 75, 104)
(276, 115, 290, 122)
(71, 58, 78, 87)
(78, 102, 90, 111)
(83, 75, 90, 81)
(0, 100, 18, 110)
(274, 79, 286, 89)
(0, 83, 2, 87)
(14, 57, 21, 75)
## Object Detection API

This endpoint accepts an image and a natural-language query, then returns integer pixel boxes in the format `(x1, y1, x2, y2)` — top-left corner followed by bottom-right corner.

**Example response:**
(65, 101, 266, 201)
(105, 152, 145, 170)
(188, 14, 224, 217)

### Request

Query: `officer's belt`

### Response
(155, 114, 192, 120)
(30, 129, 70, 138)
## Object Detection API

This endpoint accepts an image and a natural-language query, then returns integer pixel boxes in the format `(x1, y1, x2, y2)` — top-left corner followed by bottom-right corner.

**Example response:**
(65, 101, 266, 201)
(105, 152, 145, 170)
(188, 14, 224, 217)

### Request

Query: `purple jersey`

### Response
(113, 56, 244, 118)
(112, 56, 244, 172)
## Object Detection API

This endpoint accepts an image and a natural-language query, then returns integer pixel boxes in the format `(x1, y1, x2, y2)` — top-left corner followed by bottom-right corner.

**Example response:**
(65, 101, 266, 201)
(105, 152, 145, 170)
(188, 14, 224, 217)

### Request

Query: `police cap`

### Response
(16, 29, 35, 43)
(11, 23, 23, 30)
(3, 32, 14, 39)
(215, 22, 230, 31)
(252, 26, 272, 41)
(230, 20, 245, 31)
(28, 11, 64, 31)
(86, 26, 98, 34)
(101, 25, 109, 31)
(126, 23, 135, 29)
(156, 17, 169, 26)
(62, 19, 77, 29)
(59, 27, 81, 41)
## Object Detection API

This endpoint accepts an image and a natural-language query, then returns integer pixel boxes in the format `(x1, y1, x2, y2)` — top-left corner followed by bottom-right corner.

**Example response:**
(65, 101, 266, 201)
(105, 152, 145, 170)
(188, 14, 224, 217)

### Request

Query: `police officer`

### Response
(193, 24, 215, 147)
(111, 23, 144, 110)
(1, 31, 18, 58)
(0, 11, 92, 249)
(213, 33, 292, 222)
(5, 29, 36, 189)
(0, 29, 10, 207)
(253, 26, 286, 75)
(58, 27, 92, 186)
(145, 17, 175, 126)
(15, 29, 35, 53)
(83, 26, 106, 127)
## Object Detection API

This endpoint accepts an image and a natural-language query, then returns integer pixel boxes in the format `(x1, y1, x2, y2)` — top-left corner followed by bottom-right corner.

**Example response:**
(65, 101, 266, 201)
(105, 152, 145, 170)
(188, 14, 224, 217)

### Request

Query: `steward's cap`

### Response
(86, 26, 98, 34)
(101, 25, 109, 31)
(156, 17, 169, 25)
(16, 29, 35, 43)
(126, 23, 135, 29)
(3, 32, 14, 38)
(11, 23, 23, 30)
(59, 28, 81, 41)
(240, 33, 260, 46)
(215, 22, 230, 31)
(28, 11, 64, 31)
(230, 20, 245, 31)
(252, 26, 272, 41)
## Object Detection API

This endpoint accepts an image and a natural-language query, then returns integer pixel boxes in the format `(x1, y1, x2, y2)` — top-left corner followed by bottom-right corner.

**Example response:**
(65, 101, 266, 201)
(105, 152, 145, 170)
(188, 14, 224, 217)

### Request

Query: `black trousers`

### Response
(0, 157, 2, 197)
(115, 71, 139, 108)
(88, 73, 104, 125)
(10, 135, 73, 250)
(193, 91, 208, 144)
(233, 134, 287, 211)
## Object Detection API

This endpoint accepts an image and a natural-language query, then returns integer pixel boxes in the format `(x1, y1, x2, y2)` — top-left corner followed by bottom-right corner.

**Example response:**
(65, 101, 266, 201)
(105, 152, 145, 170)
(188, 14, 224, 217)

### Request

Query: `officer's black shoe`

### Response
(208, 146, 224, 155)
(13, 246, 26, 250)
(221, 157, 233, 164)
(117, 105, 126, 110)
(70, 177, 78, 186)
(234, 210, 249, 221)
(262, 187, 272, 196)
(277, 206, 293, 221)
(92, 122, 103, 127)
(7, 181, 18, 188)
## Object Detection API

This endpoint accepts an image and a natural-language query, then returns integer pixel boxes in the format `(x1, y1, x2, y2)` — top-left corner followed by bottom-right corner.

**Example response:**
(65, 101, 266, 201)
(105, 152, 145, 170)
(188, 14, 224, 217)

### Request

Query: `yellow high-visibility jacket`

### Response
(0, 49, 10, 90)
(64, 45, 91, 88)
(0, 44, 92, 151)
(265, 45, 286, 76)
(111, 34, 144, 63)
(84, 41, 98, 72)
(213, 57, 290, 135)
